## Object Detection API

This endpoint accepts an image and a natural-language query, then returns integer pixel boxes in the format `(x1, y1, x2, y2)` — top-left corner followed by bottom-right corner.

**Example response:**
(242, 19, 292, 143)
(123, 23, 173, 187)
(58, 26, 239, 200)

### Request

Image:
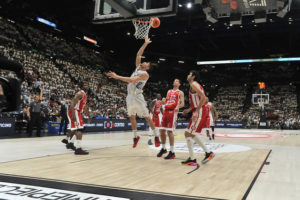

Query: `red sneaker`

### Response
(133, 136, 140, 148)
(154, 136, 160, 147)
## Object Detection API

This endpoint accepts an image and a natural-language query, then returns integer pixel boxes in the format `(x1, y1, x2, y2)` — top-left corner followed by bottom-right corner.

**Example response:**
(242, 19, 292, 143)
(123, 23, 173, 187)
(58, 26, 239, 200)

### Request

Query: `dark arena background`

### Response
(0, 0, 299, 200)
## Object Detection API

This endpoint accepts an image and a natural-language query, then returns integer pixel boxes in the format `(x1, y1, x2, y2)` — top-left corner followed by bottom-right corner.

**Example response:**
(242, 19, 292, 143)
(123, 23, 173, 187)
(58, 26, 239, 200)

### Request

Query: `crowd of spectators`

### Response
(0, 16, 299, 134)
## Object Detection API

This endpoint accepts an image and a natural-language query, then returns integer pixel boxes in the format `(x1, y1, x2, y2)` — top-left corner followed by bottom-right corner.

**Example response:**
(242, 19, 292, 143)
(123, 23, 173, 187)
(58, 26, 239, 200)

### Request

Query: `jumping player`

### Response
(204, 101, 217, 140)
(182, 71, 215, 165)
(149, 94, 163, 145)
(157, 79, 184, 159)
(66, 82, 90, 155)
(107, 37, 160, 148)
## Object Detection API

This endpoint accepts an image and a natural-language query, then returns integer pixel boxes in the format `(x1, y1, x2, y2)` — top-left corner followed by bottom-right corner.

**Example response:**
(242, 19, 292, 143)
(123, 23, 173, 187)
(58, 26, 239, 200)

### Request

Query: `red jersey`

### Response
(75, 90, 87, 113)
(165, 89, 181, 110)
(153, 99, 163, 115)
(189, 81, 205, 109)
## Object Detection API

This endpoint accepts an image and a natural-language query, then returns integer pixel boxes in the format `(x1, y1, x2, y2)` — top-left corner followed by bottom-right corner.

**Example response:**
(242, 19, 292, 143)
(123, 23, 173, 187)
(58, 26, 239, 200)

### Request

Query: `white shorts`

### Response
(126, 94, 149, 118)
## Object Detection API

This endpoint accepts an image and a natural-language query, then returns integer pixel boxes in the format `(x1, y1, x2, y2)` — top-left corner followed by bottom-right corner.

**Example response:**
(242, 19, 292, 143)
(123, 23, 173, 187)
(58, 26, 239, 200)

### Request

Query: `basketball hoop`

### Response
(132, 17, 160, 39)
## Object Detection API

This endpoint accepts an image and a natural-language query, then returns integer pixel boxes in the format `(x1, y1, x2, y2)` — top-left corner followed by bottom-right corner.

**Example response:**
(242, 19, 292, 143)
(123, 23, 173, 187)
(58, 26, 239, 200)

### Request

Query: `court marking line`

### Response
(242, 149, 272, 200)
(0, 173, 227, 200)
(0, 144, 130, 164)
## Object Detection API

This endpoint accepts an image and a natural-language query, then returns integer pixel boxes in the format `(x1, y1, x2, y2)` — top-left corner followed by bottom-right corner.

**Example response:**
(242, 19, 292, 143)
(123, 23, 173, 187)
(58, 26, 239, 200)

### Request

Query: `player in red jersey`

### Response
(66, 82, 90, 155)
(149, 94, 163, 145)
(182, 71, 215, 165)
(204, 101, 218, 140)
(157, 79, 184, 159)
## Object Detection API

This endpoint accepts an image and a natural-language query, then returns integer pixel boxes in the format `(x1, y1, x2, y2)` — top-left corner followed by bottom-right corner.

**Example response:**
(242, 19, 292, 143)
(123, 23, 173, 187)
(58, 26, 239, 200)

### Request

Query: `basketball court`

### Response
(0, 0, 299, 200)
(0, 128, 299, 200)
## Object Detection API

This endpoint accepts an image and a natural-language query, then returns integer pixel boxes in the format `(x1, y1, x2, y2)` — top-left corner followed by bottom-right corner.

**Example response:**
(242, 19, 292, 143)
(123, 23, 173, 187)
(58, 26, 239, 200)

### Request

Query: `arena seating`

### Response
(0, 16, 299, 130)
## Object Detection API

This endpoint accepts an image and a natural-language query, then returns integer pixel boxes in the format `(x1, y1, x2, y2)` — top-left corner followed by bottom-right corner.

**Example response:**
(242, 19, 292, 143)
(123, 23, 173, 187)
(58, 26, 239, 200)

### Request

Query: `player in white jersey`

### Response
(204, 101, 217, 140)
(107, 37, 160, 148)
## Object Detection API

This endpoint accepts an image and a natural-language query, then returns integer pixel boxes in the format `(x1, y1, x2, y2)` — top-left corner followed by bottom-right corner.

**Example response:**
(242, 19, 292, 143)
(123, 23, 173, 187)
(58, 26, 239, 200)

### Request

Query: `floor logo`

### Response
(0, 182, 129, 200)
(150, 142, 252, 153)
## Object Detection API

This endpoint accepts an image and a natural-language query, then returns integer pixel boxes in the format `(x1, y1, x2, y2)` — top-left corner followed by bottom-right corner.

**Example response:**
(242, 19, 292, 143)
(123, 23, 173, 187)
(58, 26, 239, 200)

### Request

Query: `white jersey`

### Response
(127, 67, 148, 96)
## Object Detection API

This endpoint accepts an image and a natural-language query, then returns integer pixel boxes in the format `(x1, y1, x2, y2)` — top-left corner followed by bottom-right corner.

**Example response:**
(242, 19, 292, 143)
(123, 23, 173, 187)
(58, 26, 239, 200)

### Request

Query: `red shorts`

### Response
(204, 117, 210, 129)
(161, 109, 178, 132)
(67, 109, 85, 130)
(152, 115, 161, 128)
(186, 107, 209, 134)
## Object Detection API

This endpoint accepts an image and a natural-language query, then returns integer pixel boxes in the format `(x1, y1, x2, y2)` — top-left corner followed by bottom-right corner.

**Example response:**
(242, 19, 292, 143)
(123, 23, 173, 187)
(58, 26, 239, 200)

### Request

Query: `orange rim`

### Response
(134, 19, 151, 23)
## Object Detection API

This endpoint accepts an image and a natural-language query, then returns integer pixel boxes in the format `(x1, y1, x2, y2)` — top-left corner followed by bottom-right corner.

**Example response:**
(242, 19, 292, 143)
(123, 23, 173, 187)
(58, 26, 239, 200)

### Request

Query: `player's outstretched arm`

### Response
(136, 37, 152, 68)
(107, 71, 148, 83)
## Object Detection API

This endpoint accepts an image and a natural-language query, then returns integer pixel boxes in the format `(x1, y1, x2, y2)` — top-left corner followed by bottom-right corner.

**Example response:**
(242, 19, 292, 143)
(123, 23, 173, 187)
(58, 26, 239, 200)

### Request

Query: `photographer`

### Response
(26, 88, 43, 137)
(0, 85, 7, 111)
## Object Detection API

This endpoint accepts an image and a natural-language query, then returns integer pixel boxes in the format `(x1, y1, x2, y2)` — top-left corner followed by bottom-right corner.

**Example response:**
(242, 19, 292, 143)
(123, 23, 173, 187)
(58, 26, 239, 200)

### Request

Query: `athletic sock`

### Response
(162, 143, 166, 149)
(194, 134, 209, 153)
(70, 135, 76, 143)
(170, 146, 174, 153)
(148, 129, 153, 140)
(154, 128, 159, 137)
(76, 140, 82, 149)
(133, 130, 137, 138)
(186, 137, 194, 160)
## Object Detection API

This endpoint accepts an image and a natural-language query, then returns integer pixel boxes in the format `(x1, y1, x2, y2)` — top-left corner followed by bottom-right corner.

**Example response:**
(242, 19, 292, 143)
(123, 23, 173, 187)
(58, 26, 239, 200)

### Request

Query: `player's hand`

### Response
(106, 71, 117, 79)
(145, 37, 152, 44)
(192, 110, 199, 122)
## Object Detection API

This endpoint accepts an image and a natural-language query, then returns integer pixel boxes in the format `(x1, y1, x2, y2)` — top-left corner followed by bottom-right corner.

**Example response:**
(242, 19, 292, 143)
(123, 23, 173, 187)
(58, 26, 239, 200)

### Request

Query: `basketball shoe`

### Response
(154, 136, 160, 147)
(66, 142, 76, 151)
(202, 152, 215, 164)
(61, 139, 68, 145)
(164, 151, 175, 160)
(75, 148, 89, 155)
(181, 157, 198, 166)
(157, 148, 167, 157)
(133, 136, 140, 148)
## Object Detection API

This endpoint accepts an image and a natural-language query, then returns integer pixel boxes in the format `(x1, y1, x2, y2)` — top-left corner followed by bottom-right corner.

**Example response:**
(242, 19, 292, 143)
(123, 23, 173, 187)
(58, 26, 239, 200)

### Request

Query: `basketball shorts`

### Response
(186, 107, 209, 135)
(161, 109, 178, 132)
(126, 94, 149, 118)
(67, 109, 85, 131)
(150, 112, 162, 128)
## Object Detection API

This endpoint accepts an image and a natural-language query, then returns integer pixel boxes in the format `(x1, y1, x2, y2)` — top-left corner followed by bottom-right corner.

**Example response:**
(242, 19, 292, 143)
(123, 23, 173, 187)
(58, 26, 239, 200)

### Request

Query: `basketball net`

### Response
(132, 18, 153, 39)
(258, 101, 264, 110)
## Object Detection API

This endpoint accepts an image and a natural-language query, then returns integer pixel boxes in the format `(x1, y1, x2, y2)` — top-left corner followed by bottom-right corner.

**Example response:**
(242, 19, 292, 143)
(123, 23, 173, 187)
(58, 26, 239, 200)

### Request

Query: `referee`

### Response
(27, 88, 43, 137)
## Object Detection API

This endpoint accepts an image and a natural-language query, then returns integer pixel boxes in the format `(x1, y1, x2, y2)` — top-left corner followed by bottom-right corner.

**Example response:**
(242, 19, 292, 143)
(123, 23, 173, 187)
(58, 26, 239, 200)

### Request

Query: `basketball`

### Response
(151, 17, 160, 28)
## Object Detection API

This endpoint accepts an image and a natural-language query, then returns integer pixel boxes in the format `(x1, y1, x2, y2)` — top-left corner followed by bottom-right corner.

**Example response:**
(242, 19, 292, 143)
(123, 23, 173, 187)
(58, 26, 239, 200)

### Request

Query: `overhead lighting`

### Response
(83, 36, 97, 45)
(178, 61, 184, 63)
(178, 4, 183, 7)
(187, 3, 192, 9)
(159, 58, 166, 61)
(110, 50, 114, 53)
(197, 57, 300, 65)
(127, 32, 131, 35)
(75, 37, 81, 40)
(141, 56, 145, 58)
